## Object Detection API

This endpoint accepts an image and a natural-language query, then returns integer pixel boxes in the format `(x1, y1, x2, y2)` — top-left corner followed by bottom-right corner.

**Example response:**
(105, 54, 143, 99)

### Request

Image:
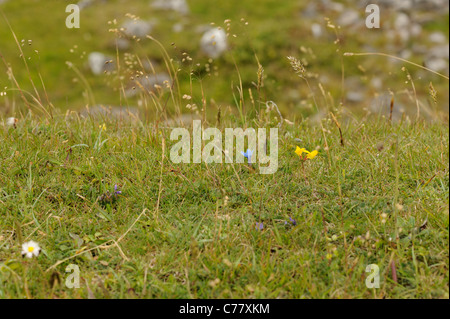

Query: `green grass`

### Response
(0, 0, 448, 300)
(0, 112, 448, 298)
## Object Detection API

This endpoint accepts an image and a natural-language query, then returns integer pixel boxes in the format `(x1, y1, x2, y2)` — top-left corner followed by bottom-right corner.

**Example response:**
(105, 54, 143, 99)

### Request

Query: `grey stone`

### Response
(424, 58, 448, 73)
(428, 44, 450, 59)
(108, 38, 131, 51)
(300, 3, 317, 18)
(88, 52, 114, 75)
(151, 0, 189, 14)
(346, 91, 365, 103)
(400, 49, 412, 60)
(80, 105, 140, 121)
(429, 32, 447, 44)
(337, 9, 360, 27)
(161, 113, 201, 127)
(200, 28, 228, 59)
(311, 23, 323, 38)
(370, 77, 383, 90)
(172, 23, 184, 33)
(125, 73, 171, 98)
(121, 20, 152, 38)
(370, 93, 404, 121)
(394, 13, 411, 42)
(412, 44, 428, 55)
(410, 23, 422, 37)
(77, 0, 94, 10)
(116, 38, 131, 50)
(77, 0, 108, 10)
(327, 1, 344, 12)
(361, 0, 448, 11)
(195, 25, 212, 34)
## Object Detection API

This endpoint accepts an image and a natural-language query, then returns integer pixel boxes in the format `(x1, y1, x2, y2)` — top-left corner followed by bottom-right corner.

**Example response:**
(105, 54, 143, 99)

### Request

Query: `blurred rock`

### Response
(151, 0, 189, 14)
(140, 59, 160, 72)
(77, 0, 94, 10)
(200, 28, 228, 59)
(370, 77, 382, 90)
(195, 24, 213, 34)
(385, 30, 397, 42)
(391, 13, 421, 43)
(387, 0, 413, 10)
(326, 1, 344, 12)
(300, 0, 344, 18)
(301, 3, 317, 18)
(311, 23, 323, 38)
(80, 105, 140, 120)
(412, 44, 428, 55)
(394, 13, 411, 42)
(310, 0, 344, 13)
(115, 38, 131, 50)
(108, 38, 131, 51)
(125, 73, 171, 98)
(88, 52, 114, 75)
(428, 44, 450, 59)
(370, 93, 404, 120)
(424, 58, 448, 73)
(429, 31, 447, 44)
(172, 23, 184, 33)
(121, 20, 152, 38)
(77, 0, 108, 10)
(361, 0, 448, 11)
(346, 91, 365, 103)
(337, 9, 359, 27)
(411, 23, 422, 37)
(400, 49, 412, 59)
(344, 76, 367, 102)
(162, 113, 201, 127)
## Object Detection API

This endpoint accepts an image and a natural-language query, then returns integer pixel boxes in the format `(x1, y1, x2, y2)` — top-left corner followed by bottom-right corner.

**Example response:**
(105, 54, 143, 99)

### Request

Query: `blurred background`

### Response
(0, 0, 448, 121)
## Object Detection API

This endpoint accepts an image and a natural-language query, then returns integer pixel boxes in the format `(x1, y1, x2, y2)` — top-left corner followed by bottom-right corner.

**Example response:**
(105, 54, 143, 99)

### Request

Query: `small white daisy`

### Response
(6, 117, 18, 127)
(21, 240, 41, 258)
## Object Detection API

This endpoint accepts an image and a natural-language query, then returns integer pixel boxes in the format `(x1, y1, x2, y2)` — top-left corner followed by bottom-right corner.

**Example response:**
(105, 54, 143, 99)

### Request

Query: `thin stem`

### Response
(344, 52, 449, 80)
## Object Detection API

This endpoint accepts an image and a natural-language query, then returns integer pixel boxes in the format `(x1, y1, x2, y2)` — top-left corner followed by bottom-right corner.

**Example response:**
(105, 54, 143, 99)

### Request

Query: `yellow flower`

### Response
(295, 146, 318, 160)
(295, 146, 306, 157)
(306, 150, 318, 159)
(99, 124, 106, 131)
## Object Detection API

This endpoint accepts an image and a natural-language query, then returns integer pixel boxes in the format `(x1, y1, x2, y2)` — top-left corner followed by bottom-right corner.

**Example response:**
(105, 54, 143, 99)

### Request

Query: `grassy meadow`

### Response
(0, 0, 449, 299)
(0, 113, 448, 298)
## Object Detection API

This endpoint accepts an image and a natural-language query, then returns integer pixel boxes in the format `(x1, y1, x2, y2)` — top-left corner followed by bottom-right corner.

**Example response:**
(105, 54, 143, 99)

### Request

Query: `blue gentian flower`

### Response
(256, 222, 263, 230)
(241, 149, 253, 164)
(114, 185, 122, 195)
